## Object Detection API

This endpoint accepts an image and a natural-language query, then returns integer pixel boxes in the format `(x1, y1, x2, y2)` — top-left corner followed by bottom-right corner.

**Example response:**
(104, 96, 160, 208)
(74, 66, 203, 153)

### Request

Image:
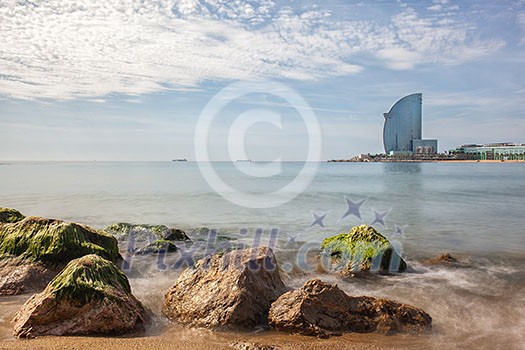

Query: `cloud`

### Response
(0, 0, 505, 100)
(376, 7, 504, 70)
(519, 13, 525, 45)
(376, 47, 422, 70)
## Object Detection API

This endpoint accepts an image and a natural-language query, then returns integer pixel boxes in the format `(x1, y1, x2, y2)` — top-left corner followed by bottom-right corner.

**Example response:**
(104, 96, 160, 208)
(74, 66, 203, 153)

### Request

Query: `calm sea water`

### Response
(0, 161, 523, 257)
(1, 161, 524, 348)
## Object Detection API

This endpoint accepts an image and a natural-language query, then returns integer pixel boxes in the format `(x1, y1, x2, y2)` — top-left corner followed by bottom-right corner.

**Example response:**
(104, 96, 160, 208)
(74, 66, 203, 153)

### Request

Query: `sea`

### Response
(1, 161, 524, 349)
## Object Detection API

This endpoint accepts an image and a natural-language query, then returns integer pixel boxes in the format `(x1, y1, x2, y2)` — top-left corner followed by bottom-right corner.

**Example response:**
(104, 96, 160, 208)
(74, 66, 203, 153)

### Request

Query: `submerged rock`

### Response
(0, 258, 57, 296)
(268, 279, 431, 337)
(320, 224, 406, 274)
(105, 222, 191, 242)
(13, 254, 147, 338)
(230, 341, 278, 350)
(425, 253, 459, 266)
(0, 215, 120, 266)
(105, 222, 170, 241)
(163, 228, 191, 242)
(0, 208, 25, 224)
(189, 227, 236, 242)
(163, 246, 287, 330)
(135, 239, 178, 255)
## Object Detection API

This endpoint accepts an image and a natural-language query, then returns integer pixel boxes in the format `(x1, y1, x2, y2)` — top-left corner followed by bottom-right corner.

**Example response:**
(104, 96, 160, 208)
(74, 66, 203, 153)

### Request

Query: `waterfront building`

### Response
(383, 93, 437, 154)
(451, 143, 525, 160)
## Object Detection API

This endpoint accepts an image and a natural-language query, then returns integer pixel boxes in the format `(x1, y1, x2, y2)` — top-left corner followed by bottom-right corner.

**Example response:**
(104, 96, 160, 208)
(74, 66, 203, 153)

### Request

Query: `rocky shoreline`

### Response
(1, 207, 438, 344)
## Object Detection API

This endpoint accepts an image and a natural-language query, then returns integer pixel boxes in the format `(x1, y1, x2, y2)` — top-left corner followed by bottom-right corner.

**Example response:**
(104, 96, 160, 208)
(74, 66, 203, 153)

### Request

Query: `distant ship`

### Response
(171, 158, 188, 162)
(236, 159, 251, 162)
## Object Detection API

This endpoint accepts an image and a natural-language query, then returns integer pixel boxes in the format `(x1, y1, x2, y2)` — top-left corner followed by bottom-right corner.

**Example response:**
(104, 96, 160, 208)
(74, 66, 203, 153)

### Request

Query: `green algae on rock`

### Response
(0, 215, 120, 266)
(135, 239, 178, 255)
(320, 224, 406, 273)
(13, 254, 148, 338)
(0, 208, 25, 224)
(49, 254, 131, 304)
(105, 222, 190, 242)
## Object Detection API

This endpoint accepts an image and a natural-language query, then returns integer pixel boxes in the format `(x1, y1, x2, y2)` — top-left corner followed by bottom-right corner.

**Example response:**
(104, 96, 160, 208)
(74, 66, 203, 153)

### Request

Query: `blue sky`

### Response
(1, 0, 524, 161)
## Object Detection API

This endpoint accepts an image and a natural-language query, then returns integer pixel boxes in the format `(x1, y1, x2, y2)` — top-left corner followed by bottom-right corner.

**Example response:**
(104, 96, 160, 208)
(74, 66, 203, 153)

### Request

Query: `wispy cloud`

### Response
(0, 0, 505, 100)
(518, 12, 525, 45)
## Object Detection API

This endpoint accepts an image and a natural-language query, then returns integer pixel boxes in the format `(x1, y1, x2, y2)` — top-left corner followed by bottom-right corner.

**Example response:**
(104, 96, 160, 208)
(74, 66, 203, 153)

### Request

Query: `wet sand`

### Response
(0, 293, 422, 350)
(0, 296, 408, 350)
(1, 290, 522, 350)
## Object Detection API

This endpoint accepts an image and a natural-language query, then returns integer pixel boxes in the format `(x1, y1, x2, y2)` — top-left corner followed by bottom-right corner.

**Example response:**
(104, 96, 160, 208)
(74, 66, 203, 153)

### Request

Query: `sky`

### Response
(1, 0, 524, 161)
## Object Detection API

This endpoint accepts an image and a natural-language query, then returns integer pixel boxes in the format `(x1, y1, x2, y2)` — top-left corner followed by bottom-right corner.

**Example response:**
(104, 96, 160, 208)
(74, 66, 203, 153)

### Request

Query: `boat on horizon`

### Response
(171, 158, 188, 162)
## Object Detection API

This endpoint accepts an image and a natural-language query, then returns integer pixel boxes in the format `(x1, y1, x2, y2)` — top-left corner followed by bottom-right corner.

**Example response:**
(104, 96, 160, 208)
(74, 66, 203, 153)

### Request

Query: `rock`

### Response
(230, 341, 278, 350)
(135, 239, 178, 255)
(105, 222, 170, 241)
(0, 215, 120, 266)
(268, 279, 431, 338)
(13, 254, 148, 338)
(163, 246, 287, 330)
(105, 222, 191, 242)
(0, 208, 25, 223)
(320, 224, 406, 274)
(188, 227, 211, 237)
(0, 258, 57, 296)
(162, 228, 191, 242)
(425, 253, 458, 266)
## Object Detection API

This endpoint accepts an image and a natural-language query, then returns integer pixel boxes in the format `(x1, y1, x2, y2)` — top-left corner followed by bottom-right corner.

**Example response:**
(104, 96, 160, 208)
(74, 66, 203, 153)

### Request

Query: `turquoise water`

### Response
(1, 161, 525, 348)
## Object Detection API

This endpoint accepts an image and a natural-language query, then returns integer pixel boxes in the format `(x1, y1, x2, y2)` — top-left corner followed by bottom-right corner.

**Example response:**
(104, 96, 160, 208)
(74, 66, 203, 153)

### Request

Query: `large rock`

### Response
(0, 258, 57, 296)
(0, 208, 25, 224)
(13, 254, 148, 338)
(269, 279, 432, 337)
(0, 210, 121, 295)
(0, 215, 120, 265)
(163, 246, 287, 330)
(320, 224, 407, 274)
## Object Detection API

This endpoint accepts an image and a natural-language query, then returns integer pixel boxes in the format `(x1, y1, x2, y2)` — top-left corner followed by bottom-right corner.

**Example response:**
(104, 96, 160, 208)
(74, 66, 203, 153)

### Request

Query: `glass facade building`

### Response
(383, 93, 422, 153)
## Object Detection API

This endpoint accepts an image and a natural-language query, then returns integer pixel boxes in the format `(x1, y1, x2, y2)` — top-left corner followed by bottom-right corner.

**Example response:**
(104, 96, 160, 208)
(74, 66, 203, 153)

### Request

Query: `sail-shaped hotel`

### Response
(383, 93, 437, 154)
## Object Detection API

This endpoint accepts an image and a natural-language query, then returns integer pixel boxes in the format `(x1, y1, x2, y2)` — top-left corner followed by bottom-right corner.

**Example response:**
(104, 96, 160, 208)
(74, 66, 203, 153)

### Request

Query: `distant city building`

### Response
(451, 143, 525, 160)
(383, 93, 437, 154)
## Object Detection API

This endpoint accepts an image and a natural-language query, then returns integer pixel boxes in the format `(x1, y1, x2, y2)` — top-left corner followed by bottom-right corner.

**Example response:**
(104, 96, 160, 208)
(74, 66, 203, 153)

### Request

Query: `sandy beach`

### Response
(0, 293, 425, 350)
(0, 301, 457, 350)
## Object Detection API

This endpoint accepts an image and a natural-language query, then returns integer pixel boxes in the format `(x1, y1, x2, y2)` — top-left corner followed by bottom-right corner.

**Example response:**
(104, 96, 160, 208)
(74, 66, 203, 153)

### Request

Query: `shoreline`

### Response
(328, 159, 525, 163)
(0, 327, 433, 350)
(0, 292, 431, 350)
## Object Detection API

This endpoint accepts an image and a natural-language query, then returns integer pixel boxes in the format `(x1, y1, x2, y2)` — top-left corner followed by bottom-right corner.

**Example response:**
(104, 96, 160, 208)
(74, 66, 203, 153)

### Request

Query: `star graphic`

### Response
(370, 209, 390, 227)
(310, 211, 328, 228)
(393, 224, 407, 237)
(286, 232, 301, 246)
(341, 196, 367, 220)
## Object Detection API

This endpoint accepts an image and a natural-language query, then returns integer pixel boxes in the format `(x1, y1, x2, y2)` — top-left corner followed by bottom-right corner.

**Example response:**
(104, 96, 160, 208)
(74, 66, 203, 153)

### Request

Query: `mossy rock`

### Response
(105, 222, 168, 241)
(189, 227, 236, 242)
(13, 254, 148, 338)
(0, 216, 120, 266)
(135, 239, 178, 255)
(0, 208, 25, 223)
(163, 228, 191, 242)
(320, 224, 406, 273)
(48, 254, 131, 304)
